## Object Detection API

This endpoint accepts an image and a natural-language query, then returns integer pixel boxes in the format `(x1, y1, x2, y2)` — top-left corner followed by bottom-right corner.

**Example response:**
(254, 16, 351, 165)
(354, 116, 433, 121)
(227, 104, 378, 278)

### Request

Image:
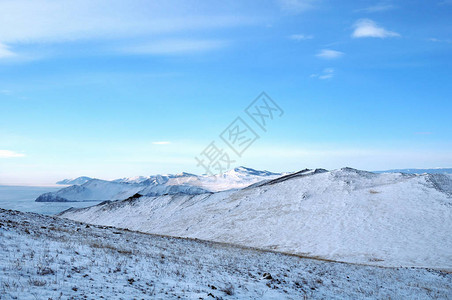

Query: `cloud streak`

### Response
(0, 1, 253, 44)
(152, 141, 171, 145)
(278, 0, 317, 13)
(0, 89, 13, 95)
(0, 43, 16, 59)
(0, 150, 25, 158)
(352, 19, 399, 38)
(0, 1, 260, 61)
(288, 34, 313, 40)
(122, 39, 229, 55)
(316, 49, 344, 59)
(356, 4, 396, 13)
(311, 68, 334, 80)
(429, 38, 452, 44)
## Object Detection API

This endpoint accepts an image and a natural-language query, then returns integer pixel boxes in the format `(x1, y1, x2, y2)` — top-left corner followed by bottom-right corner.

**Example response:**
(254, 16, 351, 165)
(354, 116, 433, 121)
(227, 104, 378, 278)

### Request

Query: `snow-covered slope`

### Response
(38, 167, 284, 202)
(2, 208, 451, 299)
(37, 179, 144, 202)
(138, 184, 210, 197)
(60, 168, 452, 269)
(56, 176, 93, 185)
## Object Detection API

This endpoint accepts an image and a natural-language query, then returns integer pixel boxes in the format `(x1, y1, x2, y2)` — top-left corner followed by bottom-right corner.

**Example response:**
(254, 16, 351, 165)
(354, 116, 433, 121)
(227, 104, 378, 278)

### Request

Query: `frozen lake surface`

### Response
(0, 185, 102, 215)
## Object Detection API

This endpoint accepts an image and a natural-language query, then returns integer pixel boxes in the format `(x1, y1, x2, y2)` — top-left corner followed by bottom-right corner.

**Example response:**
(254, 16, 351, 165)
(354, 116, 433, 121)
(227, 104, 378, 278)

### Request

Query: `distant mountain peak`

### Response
(174, 172, 197, 177)
(230, 166, 279, 176)
(233, 166, 257, 172)
(56, 176, 93, 185)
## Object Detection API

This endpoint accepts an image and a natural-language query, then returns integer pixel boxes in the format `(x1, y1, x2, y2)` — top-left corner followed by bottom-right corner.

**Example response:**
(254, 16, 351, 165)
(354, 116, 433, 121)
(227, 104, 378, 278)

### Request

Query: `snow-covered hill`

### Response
(38, 167, 284, 202)
(37, 179, 144, 202)
(60, 168, 452, 269)
(376, 168, 452, 174)
(56, 176, 93, 185)
(1, 208, 451, 299)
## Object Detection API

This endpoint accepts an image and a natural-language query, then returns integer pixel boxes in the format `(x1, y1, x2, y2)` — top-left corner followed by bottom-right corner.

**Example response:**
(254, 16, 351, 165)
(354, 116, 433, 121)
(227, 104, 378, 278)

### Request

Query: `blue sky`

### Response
(0, 0, 451, 185)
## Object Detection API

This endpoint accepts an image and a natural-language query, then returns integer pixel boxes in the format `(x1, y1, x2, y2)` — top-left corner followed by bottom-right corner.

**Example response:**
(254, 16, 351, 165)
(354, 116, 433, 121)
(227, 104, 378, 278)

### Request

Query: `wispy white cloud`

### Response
(355, 3, 396, 13)
(319, 68, 334, 79)
(352, 19, 399, 38)
(0, 1, 257, 61)
(288, 34, 313, 40)
(152, 141, 171, 145)
(278, 0, 318, 13)
(0, 43, 16, 59)
(0, 1, 254, 44)
(429, 38, 452, 44)
(0, 89, 13, 95)
(122, 39, 228, 55)
(316, 49, 344, 59)
(0, 150, 25, 158)
(439, 0, 452, 5)
(310, 68, 334, 80)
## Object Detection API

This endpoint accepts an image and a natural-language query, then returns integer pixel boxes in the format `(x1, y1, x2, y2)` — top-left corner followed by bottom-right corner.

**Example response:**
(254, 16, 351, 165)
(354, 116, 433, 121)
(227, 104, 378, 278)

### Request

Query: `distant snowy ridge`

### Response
(56, 176, 93, 185)
(40, 167, 284, 202)
(60, 168, 452, 269)
(37, 179, 144, 202)
(375, 168, 452, 174)
(112, 172, 198, 184)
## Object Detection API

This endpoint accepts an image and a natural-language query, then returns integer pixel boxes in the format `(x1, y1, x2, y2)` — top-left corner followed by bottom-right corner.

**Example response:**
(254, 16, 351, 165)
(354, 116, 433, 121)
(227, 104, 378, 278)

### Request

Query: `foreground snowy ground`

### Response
(1, 208, 451, 299)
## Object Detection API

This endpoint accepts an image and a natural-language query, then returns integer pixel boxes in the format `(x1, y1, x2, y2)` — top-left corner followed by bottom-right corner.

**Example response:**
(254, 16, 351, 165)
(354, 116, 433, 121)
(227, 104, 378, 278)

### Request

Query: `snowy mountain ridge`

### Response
(56, 176, 93, 185)
(375, 168, 452, 174)
(37, 179, 145, 202)
(39, 167, 284, 202)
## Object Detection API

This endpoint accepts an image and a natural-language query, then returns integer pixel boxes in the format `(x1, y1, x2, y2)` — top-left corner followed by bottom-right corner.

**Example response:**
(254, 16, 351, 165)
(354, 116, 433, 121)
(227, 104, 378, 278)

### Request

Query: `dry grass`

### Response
(89, 242, 133, 255)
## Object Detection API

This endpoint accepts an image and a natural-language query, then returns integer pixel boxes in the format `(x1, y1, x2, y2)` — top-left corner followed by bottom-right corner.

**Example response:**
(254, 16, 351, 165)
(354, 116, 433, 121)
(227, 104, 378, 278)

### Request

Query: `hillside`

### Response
(1, 208, 451, 299)
(60, 168, 452, 269)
